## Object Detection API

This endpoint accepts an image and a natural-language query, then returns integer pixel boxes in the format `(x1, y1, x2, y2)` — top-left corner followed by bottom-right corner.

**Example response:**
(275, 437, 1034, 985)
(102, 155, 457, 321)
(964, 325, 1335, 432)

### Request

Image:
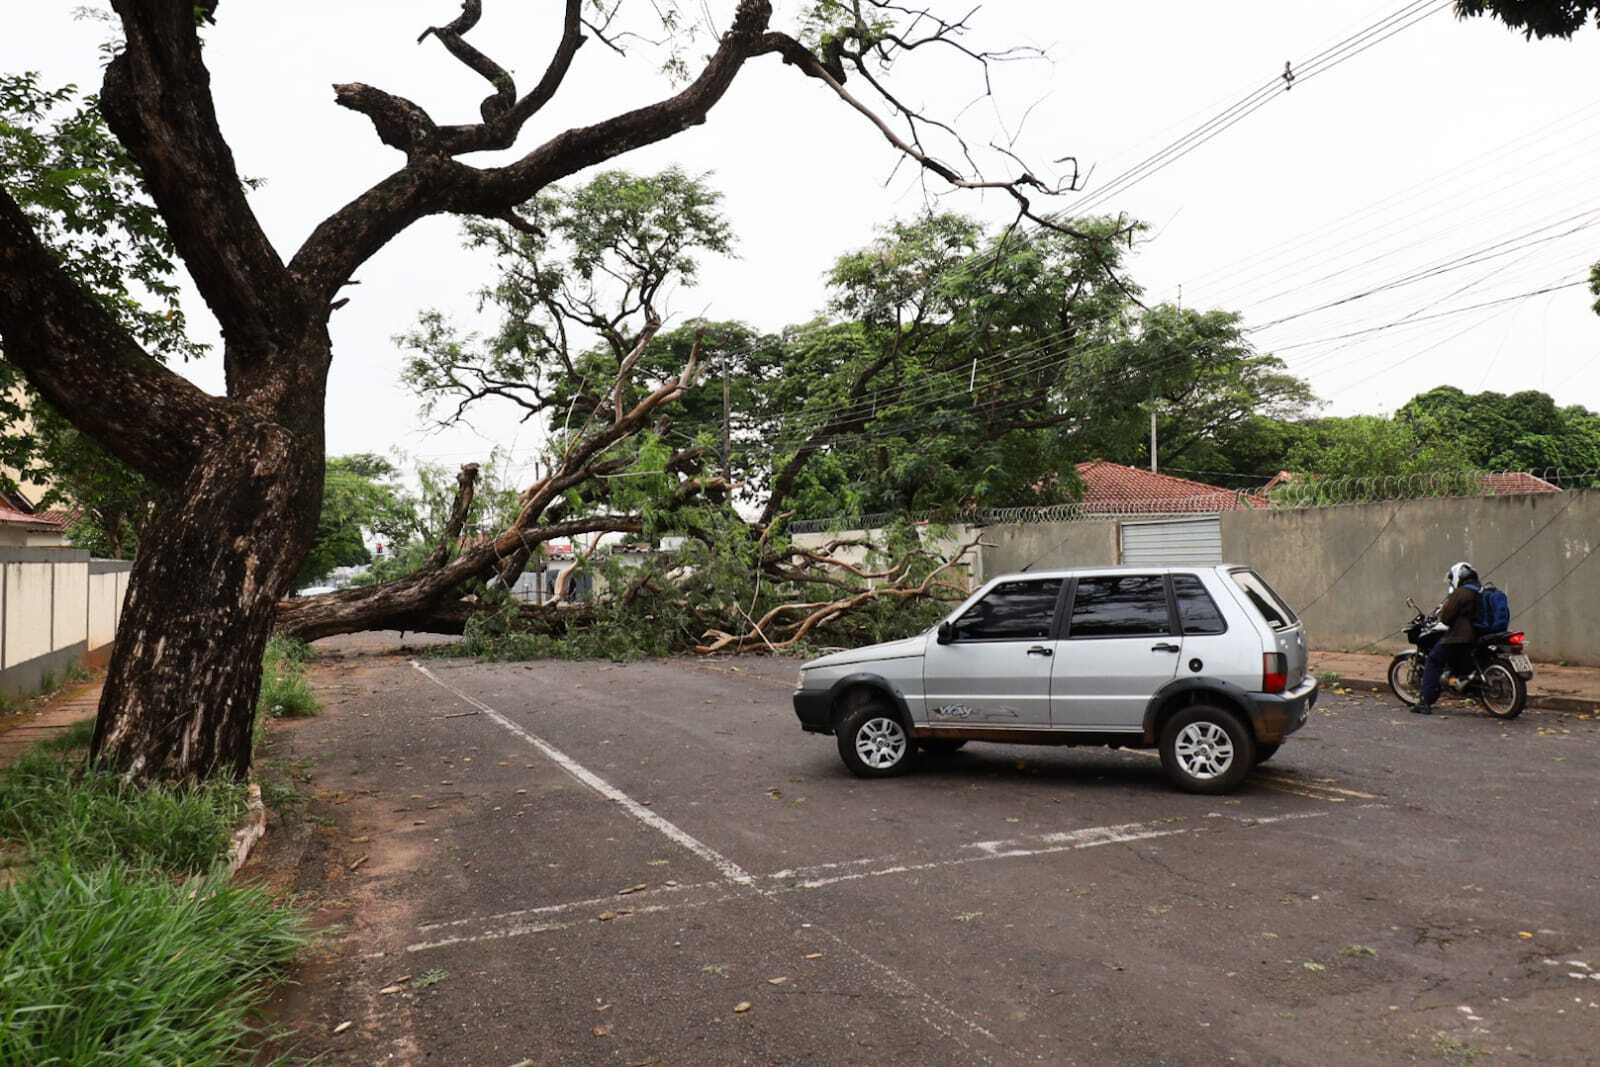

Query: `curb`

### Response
(1330, 675, 1596, 714)
(226, 782, 266, 876)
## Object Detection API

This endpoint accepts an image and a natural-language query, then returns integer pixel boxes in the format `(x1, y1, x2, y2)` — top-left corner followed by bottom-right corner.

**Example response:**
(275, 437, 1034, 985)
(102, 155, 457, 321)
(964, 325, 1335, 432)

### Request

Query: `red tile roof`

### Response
(1479, 471, 1559, 495)
(0, 502, 71, 530)
(1075, 461, 1258, 513)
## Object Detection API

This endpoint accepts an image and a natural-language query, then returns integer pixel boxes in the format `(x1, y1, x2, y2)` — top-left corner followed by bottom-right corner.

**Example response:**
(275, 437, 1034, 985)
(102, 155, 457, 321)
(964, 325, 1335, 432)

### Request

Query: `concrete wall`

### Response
(1223, 490, 1599, 664)
(792, 524, 984, 591)
(979, 519, 1120, 576)
(966, 491, 1598, 665)
(0, 549, 132, 697)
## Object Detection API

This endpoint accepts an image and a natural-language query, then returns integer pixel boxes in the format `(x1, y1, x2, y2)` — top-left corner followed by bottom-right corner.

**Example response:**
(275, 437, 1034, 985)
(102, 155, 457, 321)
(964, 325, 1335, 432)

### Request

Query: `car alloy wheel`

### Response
(1173, 721, 1234, 780)
(855, 716, 908, 770)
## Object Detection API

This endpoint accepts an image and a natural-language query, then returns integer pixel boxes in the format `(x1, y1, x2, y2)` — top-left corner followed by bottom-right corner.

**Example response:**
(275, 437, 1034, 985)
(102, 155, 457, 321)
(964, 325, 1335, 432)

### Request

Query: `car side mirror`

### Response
(936, 621, 955, 645)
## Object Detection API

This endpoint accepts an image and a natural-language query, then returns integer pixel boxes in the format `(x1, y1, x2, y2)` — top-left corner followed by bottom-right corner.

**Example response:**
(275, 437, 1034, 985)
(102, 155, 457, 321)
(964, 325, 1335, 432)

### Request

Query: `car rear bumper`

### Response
(1248, 677, 1318, 744)
(793, 690, 833, 734)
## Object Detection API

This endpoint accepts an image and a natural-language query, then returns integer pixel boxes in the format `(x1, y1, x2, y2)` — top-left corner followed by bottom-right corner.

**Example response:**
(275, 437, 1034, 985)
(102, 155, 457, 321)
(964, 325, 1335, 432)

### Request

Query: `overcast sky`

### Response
(8, 1, 1599, 485)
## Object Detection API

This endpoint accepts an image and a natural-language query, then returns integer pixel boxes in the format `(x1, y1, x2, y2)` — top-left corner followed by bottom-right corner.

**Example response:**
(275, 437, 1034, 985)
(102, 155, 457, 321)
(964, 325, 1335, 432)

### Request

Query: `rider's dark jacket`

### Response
(1437, 584, 1480, 645)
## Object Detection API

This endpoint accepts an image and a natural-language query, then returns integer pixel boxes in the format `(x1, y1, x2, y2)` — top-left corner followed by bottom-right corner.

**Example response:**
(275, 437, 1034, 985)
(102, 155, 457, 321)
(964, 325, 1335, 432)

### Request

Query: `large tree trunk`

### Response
(90, 417, 323, 784)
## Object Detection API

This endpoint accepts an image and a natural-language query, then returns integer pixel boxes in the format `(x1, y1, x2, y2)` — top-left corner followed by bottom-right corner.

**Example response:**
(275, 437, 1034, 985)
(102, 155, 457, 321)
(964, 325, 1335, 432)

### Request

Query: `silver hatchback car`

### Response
(792, 564, 1316, 794)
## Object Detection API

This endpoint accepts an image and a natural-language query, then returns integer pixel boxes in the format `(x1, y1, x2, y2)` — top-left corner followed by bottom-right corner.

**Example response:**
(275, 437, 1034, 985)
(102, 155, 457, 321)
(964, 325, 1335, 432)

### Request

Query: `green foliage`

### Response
(464, 508, 959, 661)
(257, 635, 318, 720)
(297, 453, 414, 587)
(1455, 0, 1600, 39)
(0, 746, 246, 875)
(0, 860, 302, 1065)
(1396, 386, 1600, 474)
(0, 688, 302, 1064)
(0, 73, 194, 551)
(400, 168, 733, 431)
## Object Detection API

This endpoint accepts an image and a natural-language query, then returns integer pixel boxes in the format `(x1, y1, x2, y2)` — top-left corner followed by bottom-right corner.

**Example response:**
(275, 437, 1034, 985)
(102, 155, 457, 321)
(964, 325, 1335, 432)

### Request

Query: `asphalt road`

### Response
(257, 640, 1600, 1066)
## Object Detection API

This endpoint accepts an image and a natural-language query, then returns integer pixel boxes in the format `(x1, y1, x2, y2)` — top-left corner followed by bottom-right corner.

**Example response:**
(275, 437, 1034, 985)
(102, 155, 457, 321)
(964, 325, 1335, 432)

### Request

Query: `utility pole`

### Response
(721, 350, 731, 483)
(1150, 406, 1158, 474)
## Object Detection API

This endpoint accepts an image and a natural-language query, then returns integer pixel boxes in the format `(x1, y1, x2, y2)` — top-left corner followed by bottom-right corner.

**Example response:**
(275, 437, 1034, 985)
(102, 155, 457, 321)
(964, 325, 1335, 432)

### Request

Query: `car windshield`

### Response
(1229, 569, 1298, 630)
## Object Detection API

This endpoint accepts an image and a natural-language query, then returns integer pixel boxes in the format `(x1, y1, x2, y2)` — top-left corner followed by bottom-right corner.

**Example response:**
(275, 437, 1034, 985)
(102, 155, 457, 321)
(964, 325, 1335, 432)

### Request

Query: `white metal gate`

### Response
(1119, 516, 1222, 565)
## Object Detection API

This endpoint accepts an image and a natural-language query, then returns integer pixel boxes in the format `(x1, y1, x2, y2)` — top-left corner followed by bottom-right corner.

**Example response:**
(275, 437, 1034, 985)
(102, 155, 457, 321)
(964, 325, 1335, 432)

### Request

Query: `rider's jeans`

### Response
(1420, 642, 1470, 705)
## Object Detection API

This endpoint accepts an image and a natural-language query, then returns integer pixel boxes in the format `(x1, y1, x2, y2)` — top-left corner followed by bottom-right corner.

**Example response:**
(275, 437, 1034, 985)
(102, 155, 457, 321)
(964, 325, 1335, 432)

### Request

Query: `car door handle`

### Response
(1151, 643, 1180, 653)
(1026, 645, 1053, 657)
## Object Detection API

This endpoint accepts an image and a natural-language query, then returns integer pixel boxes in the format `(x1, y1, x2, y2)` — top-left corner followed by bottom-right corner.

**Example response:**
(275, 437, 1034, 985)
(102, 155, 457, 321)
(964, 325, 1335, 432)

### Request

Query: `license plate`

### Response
(1508, 654, 1532, 674)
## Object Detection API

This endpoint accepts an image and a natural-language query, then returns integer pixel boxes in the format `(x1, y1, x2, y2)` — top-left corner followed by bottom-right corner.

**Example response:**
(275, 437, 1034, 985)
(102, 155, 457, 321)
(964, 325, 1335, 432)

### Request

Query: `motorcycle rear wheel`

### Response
(1476, 660, 1526, 719)
(1387, 652, 1423, 706)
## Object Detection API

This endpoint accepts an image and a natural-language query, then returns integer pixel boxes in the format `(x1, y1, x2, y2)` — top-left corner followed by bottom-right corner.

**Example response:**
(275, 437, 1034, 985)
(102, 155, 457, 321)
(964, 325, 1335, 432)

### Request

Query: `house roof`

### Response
(1075, 460, 1256, 513)
(1479, 471, 1560, 495)
(0, 501, 72, 530)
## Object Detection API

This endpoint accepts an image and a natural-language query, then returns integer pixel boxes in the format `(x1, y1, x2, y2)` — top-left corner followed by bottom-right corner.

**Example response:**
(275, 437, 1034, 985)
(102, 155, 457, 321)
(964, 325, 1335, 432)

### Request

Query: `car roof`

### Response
(988, 563, 1249, 582)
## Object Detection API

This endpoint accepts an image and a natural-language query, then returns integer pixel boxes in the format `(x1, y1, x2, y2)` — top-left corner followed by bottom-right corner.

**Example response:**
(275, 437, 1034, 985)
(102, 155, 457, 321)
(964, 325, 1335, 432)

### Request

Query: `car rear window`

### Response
(1171, 574, 1227, 635)
(1229, 569, 1298, 630)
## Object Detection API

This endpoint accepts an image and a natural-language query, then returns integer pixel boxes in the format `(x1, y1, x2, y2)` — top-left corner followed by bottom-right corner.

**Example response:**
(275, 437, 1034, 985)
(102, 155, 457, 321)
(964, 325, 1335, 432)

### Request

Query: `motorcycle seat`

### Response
(1475, 631, 1510, 645)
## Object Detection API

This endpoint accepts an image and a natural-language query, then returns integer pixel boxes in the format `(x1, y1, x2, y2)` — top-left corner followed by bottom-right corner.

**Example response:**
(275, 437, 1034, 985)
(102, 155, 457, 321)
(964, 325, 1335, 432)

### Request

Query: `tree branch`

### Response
(102, 0, 302, 386)
(0, 188, 231, 485)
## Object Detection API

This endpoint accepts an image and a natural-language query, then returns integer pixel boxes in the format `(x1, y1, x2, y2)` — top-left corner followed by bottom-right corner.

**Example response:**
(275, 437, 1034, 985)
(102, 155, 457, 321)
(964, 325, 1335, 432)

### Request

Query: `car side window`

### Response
(951, 579, 1063, 642)
(1067, 575, 1173, 638)
(1171, 574, 1227, 635)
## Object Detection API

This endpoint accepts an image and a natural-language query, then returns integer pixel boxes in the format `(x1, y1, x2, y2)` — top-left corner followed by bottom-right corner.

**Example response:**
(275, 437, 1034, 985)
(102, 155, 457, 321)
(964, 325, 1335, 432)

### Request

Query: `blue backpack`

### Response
(1470, 582, 1511, 634)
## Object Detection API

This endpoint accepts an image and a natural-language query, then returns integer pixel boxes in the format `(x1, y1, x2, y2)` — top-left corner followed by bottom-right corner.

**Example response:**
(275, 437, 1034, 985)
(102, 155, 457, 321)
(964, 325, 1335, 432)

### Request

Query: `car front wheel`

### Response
(837, 703, 915, 778)
(1159, 704, 1256, 795)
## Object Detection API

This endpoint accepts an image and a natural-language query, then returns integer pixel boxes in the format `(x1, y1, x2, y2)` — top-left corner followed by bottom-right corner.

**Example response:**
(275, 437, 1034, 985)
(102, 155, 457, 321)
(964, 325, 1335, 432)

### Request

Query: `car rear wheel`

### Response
(1159, 704, 1256, 795)
(836, 702, 915, 778)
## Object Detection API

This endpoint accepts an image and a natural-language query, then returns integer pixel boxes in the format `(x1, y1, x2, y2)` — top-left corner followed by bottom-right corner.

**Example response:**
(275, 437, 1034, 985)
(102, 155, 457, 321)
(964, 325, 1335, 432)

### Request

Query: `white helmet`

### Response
(1446, 561, 1478, 593)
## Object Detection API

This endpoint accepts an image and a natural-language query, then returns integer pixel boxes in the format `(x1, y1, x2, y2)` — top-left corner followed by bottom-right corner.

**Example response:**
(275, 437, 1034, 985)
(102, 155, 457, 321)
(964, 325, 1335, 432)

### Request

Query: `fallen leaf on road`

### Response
(767, 789, 782, 800)
(734, 1002, 752, 1014)
(617, 884, 648, 896)
(1519, 931, 1535, 939)
(598, 911, 617, 921)
(592, 1025, 610, 1037)
(379, 984, 404, 995)
(332, 1021, 353, 1035)
(348, 855, 369, 872)
(1302, 962, 1326, 973)
(804, 953, 823, 960)
(349, 835, 371, 843)
(767, 976, 789, 985)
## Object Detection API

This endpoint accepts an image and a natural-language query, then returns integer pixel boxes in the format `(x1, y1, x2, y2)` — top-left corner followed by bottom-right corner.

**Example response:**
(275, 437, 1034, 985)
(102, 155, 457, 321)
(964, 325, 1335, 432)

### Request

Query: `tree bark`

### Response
(90, 406, 324, 783)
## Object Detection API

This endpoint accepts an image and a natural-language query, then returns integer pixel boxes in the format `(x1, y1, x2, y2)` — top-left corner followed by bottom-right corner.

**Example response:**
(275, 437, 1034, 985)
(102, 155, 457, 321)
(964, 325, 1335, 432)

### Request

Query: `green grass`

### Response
(0, 714, 304, 1064)
(258, 635, 320, 720)
(0, 860, 302, 1065)
(0, 746, 247, 875)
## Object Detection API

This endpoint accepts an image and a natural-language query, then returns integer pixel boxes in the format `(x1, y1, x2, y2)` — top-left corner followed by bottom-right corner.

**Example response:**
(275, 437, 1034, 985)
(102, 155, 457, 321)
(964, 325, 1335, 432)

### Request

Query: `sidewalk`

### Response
(1311, 650, 1600, 713)
(0, 682, 101, 770)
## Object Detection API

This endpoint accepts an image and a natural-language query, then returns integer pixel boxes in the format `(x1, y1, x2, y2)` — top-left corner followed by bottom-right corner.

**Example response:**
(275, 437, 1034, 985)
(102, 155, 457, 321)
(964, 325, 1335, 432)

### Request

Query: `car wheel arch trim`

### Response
(1142, 676, 1256, 742)
(827, 673, 913, 730)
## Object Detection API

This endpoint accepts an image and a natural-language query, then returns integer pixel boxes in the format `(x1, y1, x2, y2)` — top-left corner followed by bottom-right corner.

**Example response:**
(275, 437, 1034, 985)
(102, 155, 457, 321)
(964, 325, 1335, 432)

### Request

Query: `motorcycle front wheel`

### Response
(1388, 652, 1423, 706)
(1477, 660, 1527, 719)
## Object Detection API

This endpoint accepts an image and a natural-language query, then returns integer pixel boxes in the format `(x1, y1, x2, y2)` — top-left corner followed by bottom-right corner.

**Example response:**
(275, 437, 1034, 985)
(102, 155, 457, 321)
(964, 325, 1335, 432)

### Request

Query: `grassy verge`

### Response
(258, 635, 320, 720)
(0, 649, 308, 1064)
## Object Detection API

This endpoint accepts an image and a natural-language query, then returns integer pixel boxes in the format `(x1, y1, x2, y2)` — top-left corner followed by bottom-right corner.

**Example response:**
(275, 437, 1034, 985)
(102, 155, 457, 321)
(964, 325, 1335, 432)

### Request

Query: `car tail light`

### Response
(1263, 653, 1288, 695)
(1508, 632, 1525, 648)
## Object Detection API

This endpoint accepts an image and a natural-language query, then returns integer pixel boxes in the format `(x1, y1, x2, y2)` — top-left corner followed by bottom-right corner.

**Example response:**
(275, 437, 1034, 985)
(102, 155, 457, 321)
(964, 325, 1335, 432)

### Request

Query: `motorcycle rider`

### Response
(1414, 561, 1481, 715)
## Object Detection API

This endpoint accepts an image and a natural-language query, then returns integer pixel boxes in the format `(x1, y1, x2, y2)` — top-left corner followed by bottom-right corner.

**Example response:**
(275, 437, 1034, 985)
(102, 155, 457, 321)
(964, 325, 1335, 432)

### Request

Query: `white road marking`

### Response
(1254, 773, 1380, 800)
(403, 811, 1334, 952)
(410, 660, 755, 886)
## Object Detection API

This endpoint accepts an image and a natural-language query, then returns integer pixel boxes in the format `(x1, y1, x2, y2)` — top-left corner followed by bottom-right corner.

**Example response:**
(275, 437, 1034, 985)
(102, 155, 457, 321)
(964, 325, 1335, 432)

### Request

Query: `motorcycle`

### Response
(1387, 597, 1533, 719)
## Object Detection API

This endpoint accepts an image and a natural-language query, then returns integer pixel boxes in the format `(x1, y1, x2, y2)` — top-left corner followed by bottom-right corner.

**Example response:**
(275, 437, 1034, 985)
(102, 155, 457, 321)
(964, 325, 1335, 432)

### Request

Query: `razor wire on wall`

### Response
(785, 468, 1598, 534)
